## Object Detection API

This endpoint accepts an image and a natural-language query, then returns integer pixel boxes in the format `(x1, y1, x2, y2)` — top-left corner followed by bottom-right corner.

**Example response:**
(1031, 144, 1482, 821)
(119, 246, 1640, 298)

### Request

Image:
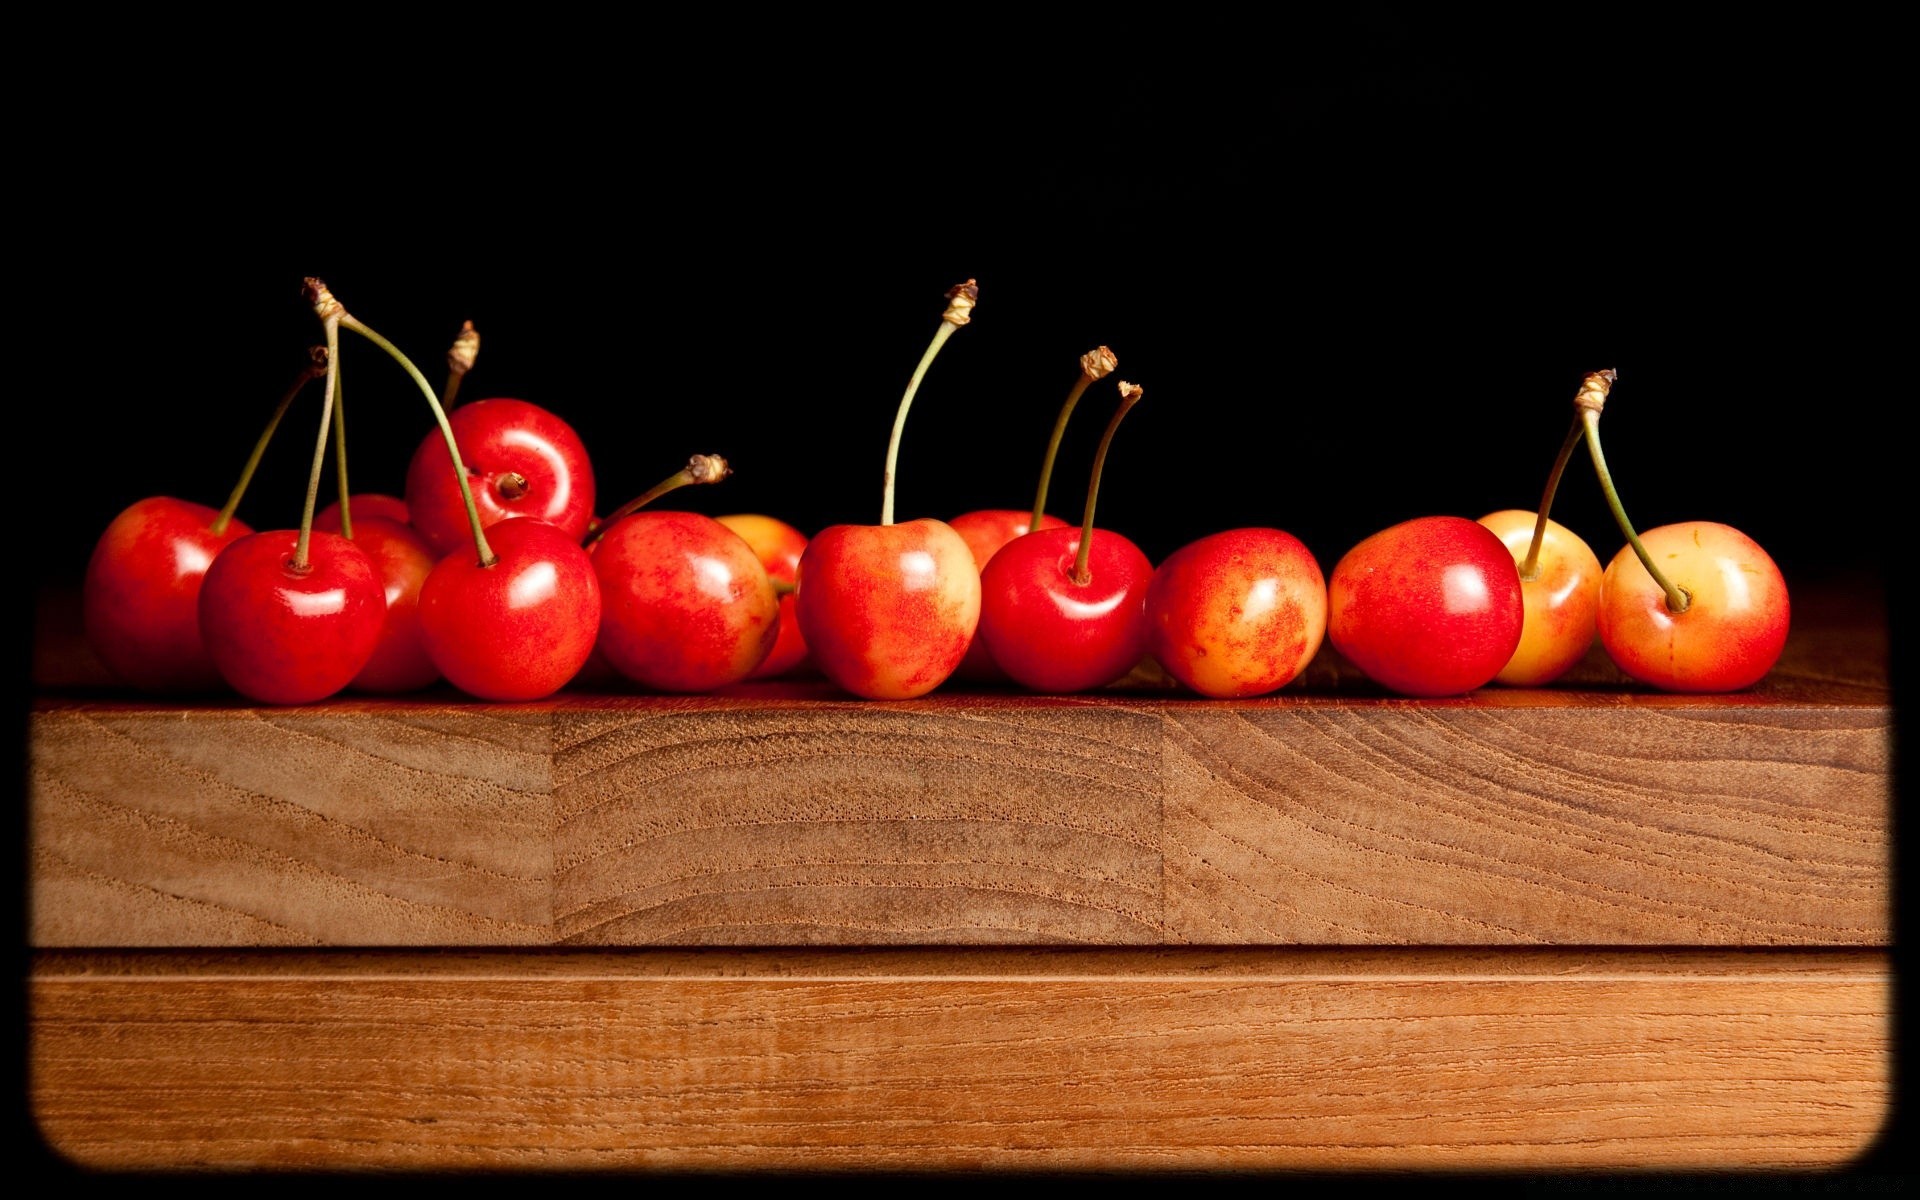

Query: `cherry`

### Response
(796, 280, 983, 700)
(346, 516, 440, 693)
(948, 345, 1114, 683)
(715, 512, 813, 679)
(977, 380, 1153, 692)
(84, 498, 253, 692)
(83, 346, 326, 692)
(418, 517, 602, 700)
(595, 510, 779, 691)
(1327, 515, 1524, 697)
(315, 493, 408, 532)
(1473, 370, 1612, 686)
(1146, 528, 1327, 698)
(404, 397, 597, 559)
(199, 529, 385, 704)
(1576, 374, 1789, 691)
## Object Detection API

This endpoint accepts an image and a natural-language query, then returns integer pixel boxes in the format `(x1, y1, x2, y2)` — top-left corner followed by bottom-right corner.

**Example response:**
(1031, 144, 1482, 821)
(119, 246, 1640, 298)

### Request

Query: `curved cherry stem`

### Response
(1073, 381, 1144, 585)
(307, 280, 496, 568)
(1519, 418, 1583, 580)
(881, 280, 977, 526)
(330, 357, 353, 541)
(212, 347, 326, 536)
(1581, 405, 1690, 614)
(585, 454, 732, 546)
(443, 320, 479, 409)
(1029, 346, 1115, 533)
(293, 316, 342, 570)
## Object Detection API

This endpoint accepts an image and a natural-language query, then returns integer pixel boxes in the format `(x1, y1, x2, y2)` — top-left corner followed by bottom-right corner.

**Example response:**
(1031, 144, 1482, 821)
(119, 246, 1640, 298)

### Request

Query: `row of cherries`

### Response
(81, 279, 1791, 706)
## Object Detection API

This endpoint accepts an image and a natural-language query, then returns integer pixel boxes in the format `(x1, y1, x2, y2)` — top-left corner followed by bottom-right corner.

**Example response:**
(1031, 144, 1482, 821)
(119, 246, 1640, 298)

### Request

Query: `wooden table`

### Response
(25, 584, 1893, 1172)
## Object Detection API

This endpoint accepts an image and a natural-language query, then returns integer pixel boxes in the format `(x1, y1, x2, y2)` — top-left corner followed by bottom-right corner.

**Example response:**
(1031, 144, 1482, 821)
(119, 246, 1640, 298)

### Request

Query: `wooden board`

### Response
(28, 948, 1892, 1172)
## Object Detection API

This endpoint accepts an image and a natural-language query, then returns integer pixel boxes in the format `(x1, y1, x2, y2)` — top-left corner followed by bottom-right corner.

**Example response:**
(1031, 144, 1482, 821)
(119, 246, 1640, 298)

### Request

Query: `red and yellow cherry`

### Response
(794, 280, 983, 700)
(716, 512, 812, 679)
(1477, 509, 1602, 686)
(197, 529, 385, 705)
(84, 497, 254, 693)
(417, 517, 602, 701)
(315, 493, 409, 533)
(797, 518, 981, 699)
(594, 511, 780, 691)
(1147, 527, 1327, 698)
(1328, 516, 1523, 697)
(1598, 522, 1789, 692)
(346, 516, 440, 693)
(404, 397, 596, 558)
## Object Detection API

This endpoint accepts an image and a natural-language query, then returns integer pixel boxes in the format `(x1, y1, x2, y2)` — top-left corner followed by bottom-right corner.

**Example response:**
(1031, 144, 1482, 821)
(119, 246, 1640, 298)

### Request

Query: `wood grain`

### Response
(30, 683, 1889, 947)
(29, 948, 1890, 1172)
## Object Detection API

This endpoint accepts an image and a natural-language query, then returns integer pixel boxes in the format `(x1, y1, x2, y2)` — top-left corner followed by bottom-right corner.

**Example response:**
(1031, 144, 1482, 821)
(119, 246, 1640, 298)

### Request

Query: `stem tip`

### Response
(447, 320, 480, 376)
(941, 279, 979, 327)
(303, 277, 344, 320)
(1573, 368, 1617, 415)
(1080, 345, 1118, 379)
(688, 453, 732, 484)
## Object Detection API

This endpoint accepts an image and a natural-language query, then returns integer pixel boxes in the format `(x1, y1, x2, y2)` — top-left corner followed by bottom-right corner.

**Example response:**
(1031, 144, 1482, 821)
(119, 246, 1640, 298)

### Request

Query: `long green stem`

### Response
(212, 347, 325, 535)
(294, 317, 341, 570)
(1073, 382, 1144, 585)
(585, 455, 731, 546)
(330, 306, 495, 567)
(1519, 418, 1583, 580)
(880, 280, 976, 526)
(330, 356, 353, 541)
(1581, 408, 1690, 613)
(1030, 346, 1114, 532)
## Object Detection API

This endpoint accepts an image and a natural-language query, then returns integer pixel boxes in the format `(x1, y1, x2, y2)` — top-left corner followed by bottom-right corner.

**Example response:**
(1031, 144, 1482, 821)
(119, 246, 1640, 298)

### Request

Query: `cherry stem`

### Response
(1579, 393, 1691, 614)
(1029, 346, 1116, 532)
(1519, 418, 1583, 580)
(294, 316, 342, 570)
(309, 280, 495, 567)
(585, 454, 732, 546)
(212, 347, 326, 536)
(330, 357, 353, 541)
(443, 320, 478, 409)
(1073, 381, 1144, 585)
(770, 578, 797, 597)
(881, 280, 977, 526)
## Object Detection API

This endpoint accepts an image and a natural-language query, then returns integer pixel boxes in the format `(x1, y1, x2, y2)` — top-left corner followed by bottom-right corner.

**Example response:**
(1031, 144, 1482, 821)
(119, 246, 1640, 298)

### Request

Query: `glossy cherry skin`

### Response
(1146, 528, 1327, 698)
(417, 517, 602, 701)
(84, 497, 254, 693)
(314, 493, 410, 533)
(404, 398, 596, 559)
(593, 511, 780, 692)
(716, 513, 812, 679)
(1328, 516, 1524, 697)
(1598, 521, 1790, 692)
(197, 530, 385, 705)
(978, 527, 1152, 692)
(795, 518, 981, 700)
(1477, 509, 1603, 686)
(346, 516, 440, 693)
(947, 509, 1070, 683)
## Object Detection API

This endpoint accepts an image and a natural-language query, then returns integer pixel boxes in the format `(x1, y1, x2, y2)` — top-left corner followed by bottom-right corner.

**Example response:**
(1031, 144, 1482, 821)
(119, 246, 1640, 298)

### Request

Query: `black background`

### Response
(13, 13, 1908, 1185)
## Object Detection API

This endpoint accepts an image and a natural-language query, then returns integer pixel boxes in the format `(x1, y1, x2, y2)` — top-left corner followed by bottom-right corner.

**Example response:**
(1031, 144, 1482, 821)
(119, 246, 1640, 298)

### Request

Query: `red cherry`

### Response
(592, 511, 780, 692)
(716, 513, 813, 679)
(1597, 521, 1789, 692)
(946, 509, 1070, 683)
(197, 529, 385, 705)
(403, 398, 596, 558)
(84, 497, 254, 693)
(978, 527, 1152, 692)
(315, 493, 410, 533)
(1146, 528, 1327, 698)
(346, 516, 440, 693)
(416, 517, 602, 701)
(1328, 516, 1524, 697)
(796, 518, 981, 700)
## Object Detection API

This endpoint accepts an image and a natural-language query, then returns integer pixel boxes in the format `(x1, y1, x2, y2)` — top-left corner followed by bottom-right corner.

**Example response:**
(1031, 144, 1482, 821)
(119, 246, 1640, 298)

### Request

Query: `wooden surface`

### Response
(29, 948, 1892, 1172)
(24, 580, 1895, 1171)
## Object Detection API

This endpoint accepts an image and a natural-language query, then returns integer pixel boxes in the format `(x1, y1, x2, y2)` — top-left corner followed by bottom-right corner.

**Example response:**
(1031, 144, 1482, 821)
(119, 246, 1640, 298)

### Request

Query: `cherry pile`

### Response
(82, 279, 1791, 705)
